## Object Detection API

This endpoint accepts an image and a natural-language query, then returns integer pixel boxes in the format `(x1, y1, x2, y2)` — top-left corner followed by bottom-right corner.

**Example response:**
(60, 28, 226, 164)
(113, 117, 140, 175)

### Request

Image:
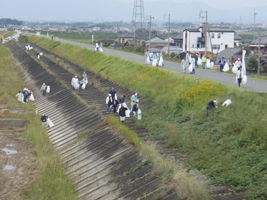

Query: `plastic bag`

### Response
(47, 117, 54, 128)
(152, 59, 157, 67)
(197, 58, 202, 66)
(188, 63, 193, 72)
(206, 59, 211, 68)
(82, 83, 86, 90)
(232, 64, 238, 74)
(242, 75, 247, 84)
(138, 109, 142, 120)
(222, 99, 232, 107)
(223, 63, 229, 72)
(210, 62, 214, 69)
(29, 94, 35, 101)
(46, 86, 50, 93)
(126, 110, 130, 117)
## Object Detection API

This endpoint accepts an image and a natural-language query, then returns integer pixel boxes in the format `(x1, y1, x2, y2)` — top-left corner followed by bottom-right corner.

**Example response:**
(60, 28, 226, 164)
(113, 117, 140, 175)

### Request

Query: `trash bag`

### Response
(232, 64, 238, 74)
(223, 63, 229, 72)
(47, 117, 54, 128)
(29, 94, 35, 101)
(206, 59, 211, 68)
(46, 86, 50, 93)
(99, 47, 103, 52)
(137, 109, 142, 120)
(126, 110, 130, 117)
(210, 62, 214, 69)
(158, 57, 163, 67)
(242, 75, 247, 84)
(188, 63, 193, 72)
(152, 59, 157, 67)
(222, 99, 232, 107)
(146, 56, 150, 65)
(82, 83, 86, 90)
(197, 57, 202, 66)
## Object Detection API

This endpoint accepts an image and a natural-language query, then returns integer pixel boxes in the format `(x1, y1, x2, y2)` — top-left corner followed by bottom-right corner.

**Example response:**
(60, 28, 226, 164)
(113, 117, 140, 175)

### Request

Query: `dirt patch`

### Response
(0, 119, 29, 129)
(0, 130, 36, 200)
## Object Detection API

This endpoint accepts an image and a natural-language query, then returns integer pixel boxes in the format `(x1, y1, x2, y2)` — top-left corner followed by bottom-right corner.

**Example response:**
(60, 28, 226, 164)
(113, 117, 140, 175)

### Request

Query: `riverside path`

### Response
(35, 34, 267, 93)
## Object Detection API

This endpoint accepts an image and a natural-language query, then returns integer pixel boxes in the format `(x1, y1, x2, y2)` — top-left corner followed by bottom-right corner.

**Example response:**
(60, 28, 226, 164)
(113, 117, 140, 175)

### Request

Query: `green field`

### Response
(29, 36, 267, 199)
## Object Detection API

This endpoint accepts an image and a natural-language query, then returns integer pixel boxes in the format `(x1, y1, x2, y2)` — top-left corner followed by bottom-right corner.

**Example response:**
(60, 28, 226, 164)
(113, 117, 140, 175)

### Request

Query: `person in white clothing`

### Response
(234, 58, 242, 69)
(181, 59, 186, 74)
(15, 91, 23, 102)
(131, 93, 138, 111)
(106, 94, 113, 113)
(236, 67, 243, 88)
(145, 50, 150, 65)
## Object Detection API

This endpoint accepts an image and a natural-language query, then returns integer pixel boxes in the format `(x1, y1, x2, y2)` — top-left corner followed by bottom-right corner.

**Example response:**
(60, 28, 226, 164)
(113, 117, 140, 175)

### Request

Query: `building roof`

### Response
(137, 35, 157, 40)
(216, 47, 242, 60)
(118, 33, 136, 38)
(183, 27, 235, 33)
(234, 34, 242, 40)
(172, 33, 183, 40)
(250, 36, 267, 45)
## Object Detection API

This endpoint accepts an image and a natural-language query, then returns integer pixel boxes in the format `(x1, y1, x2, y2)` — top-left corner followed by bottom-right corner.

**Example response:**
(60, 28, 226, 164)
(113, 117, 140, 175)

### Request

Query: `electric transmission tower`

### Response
(132, 0, 146, 31)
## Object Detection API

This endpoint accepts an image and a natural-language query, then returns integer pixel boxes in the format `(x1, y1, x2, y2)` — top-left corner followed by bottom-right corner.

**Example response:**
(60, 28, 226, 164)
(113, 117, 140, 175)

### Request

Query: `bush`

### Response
(246, 56, 258, 72)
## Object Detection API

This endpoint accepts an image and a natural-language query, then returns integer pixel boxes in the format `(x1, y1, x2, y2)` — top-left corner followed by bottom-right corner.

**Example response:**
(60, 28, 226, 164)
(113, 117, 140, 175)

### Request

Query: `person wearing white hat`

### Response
(40, 83, 47, 96)
(40, 114, 48, 126)
(234, 58, 242, 69)
(131, 93, 138, 111)
(106, 94, 113, 113)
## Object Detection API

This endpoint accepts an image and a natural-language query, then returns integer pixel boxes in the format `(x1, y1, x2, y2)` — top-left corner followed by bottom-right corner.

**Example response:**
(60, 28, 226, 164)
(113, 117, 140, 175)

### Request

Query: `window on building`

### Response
(211, 33, 215, 39)
(122, 38, 125, 43)
(218, 33, 221, 39)
(225, 44, 228, 49)
(212, 44, 221, 50)
(197, 44, 200, 48)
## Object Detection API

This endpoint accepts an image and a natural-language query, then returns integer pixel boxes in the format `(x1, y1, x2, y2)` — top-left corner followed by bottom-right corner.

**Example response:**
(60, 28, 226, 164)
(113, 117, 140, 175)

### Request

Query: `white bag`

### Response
(223, 63, 230, 72)
(99, 47, 103, 52)
(152, 59, 157, 67)
(189, 55, 192, 63)
(47, 117, 54, 128)
(206, 59, 211, 68)
(29, 94, 35, 101)
(46, 86, 50, 93)
(232, 64, 238, 74)
(137, 109, 142, 120)
(242, 75, 247, 84)
(158, 57, 163, 67)
(126, 110, 130, 117)
(210, 62, 214, 69)
(146, 56, 150, 65)
(188, 63, 193, 72)
(197, 58, 202, 66)
(82, 83, 86, 90)
(222, 99, 232, 107)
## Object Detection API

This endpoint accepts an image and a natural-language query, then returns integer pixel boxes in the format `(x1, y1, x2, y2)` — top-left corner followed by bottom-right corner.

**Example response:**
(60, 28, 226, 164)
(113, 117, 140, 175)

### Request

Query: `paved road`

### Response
(37, 35, 267, 92)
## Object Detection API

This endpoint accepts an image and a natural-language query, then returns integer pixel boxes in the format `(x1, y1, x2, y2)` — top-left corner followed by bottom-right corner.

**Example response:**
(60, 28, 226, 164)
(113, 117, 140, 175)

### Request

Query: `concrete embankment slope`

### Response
(9, 43, 178, 200)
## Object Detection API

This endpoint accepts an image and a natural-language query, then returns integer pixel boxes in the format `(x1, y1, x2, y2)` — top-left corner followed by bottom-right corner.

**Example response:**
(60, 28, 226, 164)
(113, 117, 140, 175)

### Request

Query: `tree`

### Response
(246, 56, 257, 72)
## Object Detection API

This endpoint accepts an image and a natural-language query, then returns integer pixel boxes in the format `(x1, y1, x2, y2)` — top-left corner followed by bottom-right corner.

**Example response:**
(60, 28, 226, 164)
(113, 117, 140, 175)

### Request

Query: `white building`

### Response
(182, 27, 236, 53)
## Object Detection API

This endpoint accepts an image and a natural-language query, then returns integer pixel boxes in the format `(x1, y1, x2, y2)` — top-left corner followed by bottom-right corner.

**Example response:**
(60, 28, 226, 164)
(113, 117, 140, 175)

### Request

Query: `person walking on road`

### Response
(218, 57, 226, 72)
(145, 50, 150, 65)
(40, 83, 47, 96)
(206, 99, 218, 116)
(181, 59, 186, 74)
(236, 67, 243, 88)
(194, 53, 198, 68)
(106, 94, 113, 113)
(131, 93, 138, 111)
(119, 104, 128, 123)
(235, 58, 242, 69)
(202, 55, 206, 69)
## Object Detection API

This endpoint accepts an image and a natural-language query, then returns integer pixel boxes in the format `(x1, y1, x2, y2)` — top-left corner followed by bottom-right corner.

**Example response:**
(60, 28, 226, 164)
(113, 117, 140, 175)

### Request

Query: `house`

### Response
(234, 34, 242, 47)
(145, 36, 168, 49)
(249, 37, 267, 55)
(118, 33, 136, 44)
(161, 46, 183, 55)
(215, 47, 242, 64)
(172, 33, 183, 47)
(183, 27, 236, 54)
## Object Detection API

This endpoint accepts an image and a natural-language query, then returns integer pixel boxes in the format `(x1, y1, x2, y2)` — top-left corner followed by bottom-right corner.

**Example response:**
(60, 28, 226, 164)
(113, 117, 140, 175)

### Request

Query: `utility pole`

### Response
(164, 14, 170, 55)
(258, 28, 261, 76)
(199, 10, 208, 57)
(147, 15, 153, 50)
(254, 11, 257, 42)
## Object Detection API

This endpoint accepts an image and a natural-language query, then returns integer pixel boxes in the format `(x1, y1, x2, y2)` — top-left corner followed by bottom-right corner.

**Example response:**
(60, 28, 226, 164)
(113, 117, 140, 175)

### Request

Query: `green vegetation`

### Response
(29, 36, 267, 199)
(0, 46, 78, 199)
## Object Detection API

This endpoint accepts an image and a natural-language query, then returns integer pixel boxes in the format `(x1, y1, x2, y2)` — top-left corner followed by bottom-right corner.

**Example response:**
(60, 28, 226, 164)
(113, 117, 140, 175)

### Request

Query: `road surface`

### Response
(35, 35, 267, 93)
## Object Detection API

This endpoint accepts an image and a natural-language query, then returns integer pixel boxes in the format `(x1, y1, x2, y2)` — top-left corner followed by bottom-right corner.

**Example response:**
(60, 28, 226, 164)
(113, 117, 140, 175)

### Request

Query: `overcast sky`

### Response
(1, 0, 266, 24)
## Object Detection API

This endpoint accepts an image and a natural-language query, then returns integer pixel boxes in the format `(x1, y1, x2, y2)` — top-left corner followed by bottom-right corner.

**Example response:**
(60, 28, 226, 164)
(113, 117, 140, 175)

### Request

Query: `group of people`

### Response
(71, 72, 89, 90)
(25, 45, 33, 51)
(106, 87, 141, 123)
(145, 50, 164, 67)
(15, 87, 35, 104)
(36, 51, 43, 59)
(95, 42, 103, 52)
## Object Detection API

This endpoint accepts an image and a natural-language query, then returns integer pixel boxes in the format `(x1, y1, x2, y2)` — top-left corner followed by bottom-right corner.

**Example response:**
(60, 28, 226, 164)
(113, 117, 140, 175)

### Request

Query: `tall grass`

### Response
(0, 46, 78, 199)
(29, 36, 267, 199)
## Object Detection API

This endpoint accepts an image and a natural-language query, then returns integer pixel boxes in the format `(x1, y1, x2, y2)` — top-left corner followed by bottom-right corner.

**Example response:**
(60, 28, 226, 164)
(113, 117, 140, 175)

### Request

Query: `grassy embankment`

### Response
(0, 45, 78, 199)
(29, 36, 267, 199)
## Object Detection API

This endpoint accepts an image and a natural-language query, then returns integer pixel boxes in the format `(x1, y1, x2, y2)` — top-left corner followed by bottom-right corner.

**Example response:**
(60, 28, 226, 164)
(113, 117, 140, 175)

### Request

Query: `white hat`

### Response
(238, 58, 240, 60)
(43, 83, 45, 85)
(109, 94, 111, 96)
(135, 93, 137, 95)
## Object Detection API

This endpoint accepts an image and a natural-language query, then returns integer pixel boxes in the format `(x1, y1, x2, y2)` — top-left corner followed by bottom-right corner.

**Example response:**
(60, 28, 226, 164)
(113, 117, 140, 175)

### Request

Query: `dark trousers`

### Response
(206, 106, 211, 116)
(24, 94, 27, 103)
(238, 78, 242, 87)
(220, 65, 224, 72)
(42, 90, 45, 96)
